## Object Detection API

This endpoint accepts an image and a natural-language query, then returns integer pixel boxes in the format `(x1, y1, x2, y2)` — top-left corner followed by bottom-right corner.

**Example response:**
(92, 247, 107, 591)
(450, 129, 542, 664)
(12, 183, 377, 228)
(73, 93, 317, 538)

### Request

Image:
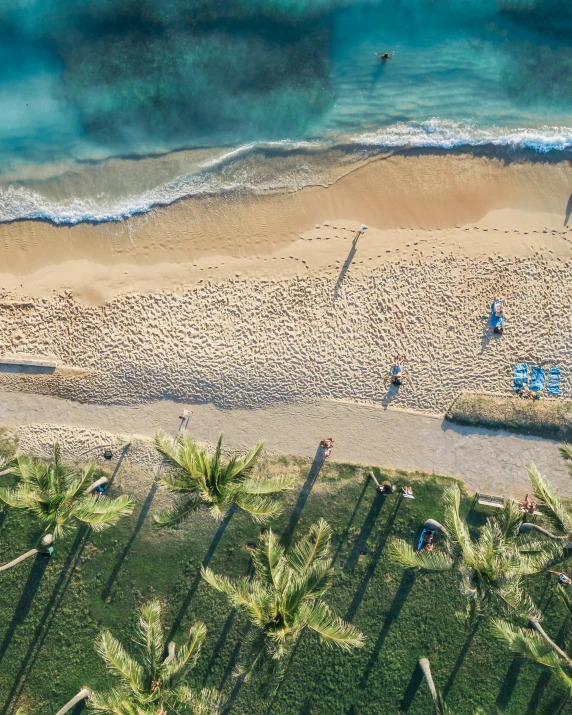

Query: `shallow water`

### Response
(2, 0, 572, 223)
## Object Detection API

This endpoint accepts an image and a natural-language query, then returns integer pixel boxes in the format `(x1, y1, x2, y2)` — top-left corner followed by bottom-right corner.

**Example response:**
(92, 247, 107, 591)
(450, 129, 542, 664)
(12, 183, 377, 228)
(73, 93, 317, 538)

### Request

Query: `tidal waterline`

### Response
(2, 0, 572, 223)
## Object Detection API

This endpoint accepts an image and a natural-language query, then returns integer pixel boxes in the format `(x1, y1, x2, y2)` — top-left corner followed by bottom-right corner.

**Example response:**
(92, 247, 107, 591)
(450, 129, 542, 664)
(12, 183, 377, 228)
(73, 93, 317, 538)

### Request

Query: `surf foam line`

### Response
(2, 120, 572, 226)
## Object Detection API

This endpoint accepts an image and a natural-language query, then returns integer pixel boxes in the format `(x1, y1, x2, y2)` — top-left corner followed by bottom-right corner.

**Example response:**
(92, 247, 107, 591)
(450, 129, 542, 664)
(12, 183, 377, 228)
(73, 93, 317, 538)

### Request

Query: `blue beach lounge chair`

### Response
(529, 365, 545, 394)
(547, 366, 561, 396)
(513, 363, 528, 392)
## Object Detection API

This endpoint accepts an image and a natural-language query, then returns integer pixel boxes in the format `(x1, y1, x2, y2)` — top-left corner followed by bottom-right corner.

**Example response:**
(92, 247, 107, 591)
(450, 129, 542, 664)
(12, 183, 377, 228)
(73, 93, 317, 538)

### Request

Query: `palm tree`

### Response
(55, 688, 90, 715)
(390, 484, 556, 620)
(495, 588, 572, 712)
(153, 433, 293, 527)
(0, 444, 134, 568)
(88, 600, 222, 714)
(524, 452, 572, 542)
(202, 519, 364, 686)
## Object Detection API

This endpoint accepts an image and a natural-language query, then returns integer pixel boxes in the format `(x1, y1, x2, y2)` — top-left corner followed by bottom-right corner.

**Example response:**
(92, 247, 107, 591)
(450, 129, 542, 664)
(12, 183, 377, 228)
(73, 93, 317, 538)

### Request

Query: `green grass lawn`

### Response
(0, 451, 571, 714)
(447, 392, 572, 441)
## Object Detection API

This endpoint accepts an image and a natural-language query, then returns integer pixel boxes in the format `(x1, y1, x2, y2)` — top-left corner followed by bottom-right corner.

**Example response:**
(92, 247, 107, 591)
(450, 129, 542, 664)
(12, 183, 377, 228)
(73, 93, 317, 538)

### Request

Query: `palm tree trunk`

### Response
(418, 658, 439, 709)
(55, 688, 89, 715)
(424, 519, 449, 537)
(529, 619, 571, 663)
(519, 523, 566, 541)
(368, 471, 381, 488)
(84, 476, 108, 494)
(0, 534, 53, 572)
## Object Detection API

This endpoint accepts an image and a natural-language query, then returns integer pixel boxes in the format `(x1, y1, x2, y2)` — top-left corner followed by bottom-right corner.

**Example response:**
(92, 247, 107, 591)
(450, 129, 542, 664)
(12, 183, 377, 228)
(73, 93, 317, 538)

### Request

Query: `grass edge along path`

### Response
(0, 453, 571, 714)
(446, 391, 572, 442)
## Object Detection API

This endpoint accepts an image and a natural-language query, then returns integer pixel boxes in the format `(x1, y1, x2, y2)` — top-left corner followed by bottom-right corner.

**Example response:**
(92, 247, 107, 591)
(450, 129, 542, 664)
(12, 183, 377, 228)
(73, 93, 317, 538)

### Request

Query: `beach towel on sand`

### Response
(529, 365, 545, 393)
(548, 366, 561, 396)
(490, 302, 505, 328)
(513, 363, 528, 391)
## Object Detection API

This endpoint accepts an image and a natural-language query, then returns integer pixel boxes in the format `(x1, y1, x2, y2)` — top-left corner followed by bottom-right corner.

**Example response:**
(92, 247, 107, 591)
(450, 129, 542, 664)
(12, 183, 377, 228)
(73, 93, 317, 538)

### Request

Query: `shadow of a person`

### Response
(333, 234, 360, 299)
(565, 192, 572, 227)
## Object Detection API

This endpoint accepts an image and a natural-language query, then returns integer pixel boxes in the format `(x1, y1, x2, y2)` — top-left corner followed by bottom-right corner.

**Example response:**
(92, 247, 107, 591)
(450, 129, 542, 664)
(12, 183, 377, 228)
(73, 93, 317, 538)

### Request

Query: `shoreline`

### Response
(0, 152, 571, 301)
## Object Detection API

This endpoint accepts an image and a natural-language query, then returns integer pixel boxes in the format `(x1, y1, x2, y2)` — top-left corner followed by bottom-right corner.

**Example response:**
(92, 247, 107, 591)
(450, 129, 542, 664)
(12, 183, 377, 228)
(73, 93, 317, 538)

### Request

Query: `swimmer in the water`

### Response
(376, 52, 393, 61)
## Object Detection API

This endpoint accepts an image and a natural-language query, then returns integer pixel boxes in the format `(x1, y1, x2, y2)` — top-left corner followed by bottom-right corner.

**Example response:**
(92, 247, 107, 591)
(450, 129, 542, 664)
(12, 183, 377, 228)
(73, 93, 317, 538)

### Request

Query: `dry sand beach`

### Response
(1, 151, 572, 488)
(1, 155, 572, 402)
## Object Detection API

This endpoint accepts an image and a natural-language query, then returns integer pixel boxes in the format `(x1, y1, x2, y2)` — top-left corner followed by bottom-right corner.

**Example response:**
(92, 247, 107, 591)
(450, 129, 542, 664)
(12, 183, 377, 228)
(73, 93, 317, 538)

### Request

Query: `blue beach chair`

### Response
(513, 363, 528, 392)
(529, 365, 545, 394)
(547, 366, 561, 396)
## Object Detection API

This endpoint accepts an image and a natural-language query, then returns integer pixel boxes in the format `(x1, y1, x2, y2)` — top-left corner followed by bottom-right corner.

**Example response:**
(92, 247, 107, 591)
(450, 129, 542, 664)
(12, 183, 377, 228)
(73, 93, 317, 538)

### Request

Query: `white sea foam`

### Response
(352, 119, 572, 153)
(2, 120, 572, 225)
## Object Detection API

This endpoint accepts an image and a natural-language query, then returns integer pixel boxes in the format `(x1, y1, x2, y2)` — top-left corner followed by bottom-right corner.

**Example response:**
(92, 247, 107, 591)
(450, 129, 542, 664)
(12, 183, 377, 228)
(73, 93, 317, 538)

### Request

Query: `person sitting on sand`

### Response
(391, 356, 405, 386)
(321, 438, 334, 458)
(493, 297, 505, 317)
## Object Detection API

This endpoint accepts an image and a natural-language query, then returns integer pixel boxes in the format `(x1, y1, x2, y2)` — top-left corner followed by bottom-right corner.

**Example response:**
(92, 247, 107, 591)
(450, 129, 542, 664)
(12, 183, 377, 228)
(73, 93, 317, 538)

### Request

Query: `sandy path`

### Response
(0, 391, 567, 499)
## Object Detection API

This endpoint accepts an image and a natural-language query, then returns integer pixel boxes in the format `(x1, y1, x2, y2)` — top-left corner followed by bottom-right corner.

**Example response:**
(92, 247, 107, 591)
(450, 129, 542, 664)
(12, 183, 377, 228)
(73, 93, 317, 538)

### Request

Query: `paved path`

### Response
(0, 390, 568, 498)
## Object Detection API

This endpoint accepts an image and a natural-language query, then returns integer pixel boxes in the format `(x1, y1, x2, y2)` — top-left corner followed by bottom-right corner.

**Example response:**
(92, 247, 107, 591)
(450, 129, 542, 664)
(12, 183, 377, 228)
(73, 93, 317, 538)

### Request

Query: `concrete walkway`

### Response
(0, 390, 568, 498)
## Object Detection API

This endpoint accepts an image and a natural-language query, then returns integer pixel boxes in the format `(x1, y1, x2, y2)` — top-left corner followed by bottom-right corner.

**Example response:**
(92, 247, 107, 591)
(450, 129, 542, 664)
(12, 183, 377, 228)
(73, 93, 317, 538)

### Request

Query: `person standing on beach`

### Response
(355, 224, 368, 240)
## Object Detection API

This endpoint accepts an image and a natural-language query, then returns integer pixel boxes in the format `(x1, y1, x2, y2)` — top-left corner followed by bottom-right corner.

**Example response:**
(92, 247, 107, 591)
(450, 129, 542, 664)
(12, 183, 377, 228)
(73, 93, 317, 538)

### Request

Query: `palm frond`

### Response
(0, 486, 33, 509)
(137, 600, 164, 676)
(87, 686, 144, 714)
(495, 583, 540, 620)
(302, 600, 364, 651)
(493, 619, 568, 669)
(498, 498, 524, 539)
(153, 493, 202, 528)
(288, 518, 332, 574)
(70, 494, 134, 531)
(443, 484, 473, 560)
(201, 567, 269, 624)
(174, 684, 224, 715)
(163, 621, 207, 686)
(389, 539, 454, 572)
(240, 474, 295, 495)
(225, 440, 264, 481)
(252, 529, 285, 587)
(232, 492, 283, 522)
(96, 630, 146, 692)
(526, 463, 572, 534)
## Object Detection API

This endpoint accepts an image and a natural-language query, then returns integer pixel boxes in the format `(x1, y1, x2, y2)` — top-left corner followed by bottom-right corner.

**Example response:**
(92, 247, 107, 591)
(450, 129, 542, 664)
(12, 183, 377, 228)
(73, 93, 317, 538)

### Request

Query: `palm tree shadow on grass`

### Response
(344, 485, 387, 571)
(346, 494, 403, 621)
(399, 660, 425, 712)
(101, 480, 158, 601)
(280, 446, 324, 551)
(496, 654, 523, 710)
(524, 620, 568, 715)
(0, 554, 51, 670)
(442, 618, 480, 698)
(331, 476, 371, 565)
(167, 506, 237, 644)
(359, 570, 415, 689)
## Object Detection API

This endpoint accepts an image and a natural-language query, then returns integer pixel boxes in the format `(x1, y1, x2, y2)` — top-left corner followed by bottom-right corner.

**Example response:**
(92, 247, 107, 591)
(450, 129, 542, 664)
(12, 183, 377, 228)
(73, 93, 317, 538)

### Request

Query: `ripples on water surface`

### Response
(2, 0, 572, 223)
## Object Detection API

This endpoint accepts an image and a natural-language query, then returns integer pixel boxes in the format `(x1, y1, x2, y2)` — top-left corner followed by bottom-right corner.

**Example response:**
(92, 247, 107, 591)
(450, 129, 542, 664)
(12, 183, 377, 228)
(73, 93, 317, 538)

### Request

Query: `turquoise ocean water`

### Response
(2, 0, 572, 224)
